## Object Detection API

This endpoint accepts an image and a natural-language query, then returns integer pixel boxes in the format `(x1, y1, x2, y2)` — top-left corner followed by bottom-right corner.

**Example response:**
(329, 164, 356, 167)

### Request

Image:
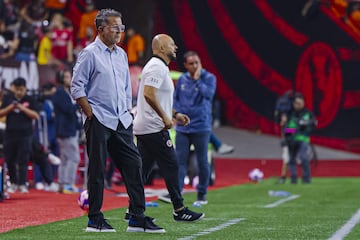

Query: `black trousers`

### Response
(84, 116, 145, 221)
(136, 130, 184, 210)
(4, 136, 32, 185)
(31, 139, 53, 184)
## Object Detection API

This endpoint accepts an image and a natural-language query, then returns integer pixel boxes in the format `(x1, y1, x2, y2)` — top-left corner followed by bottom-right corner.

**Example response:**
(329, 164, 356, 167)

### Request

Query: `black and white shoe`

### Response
(127, 216, 165, 233)
(124, 209, 156, 223)
(173, 207, 205, 222)
(85, 218, 116, 232)
(158, 194, 172, 204)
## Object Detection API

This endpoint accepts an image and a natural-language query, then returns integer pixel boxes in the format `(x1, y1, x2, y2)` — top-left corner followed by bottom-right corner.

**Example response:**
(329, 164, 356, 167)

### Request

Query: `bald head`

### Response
(151, 34, 177, 64)
(152, 34, 172, 52)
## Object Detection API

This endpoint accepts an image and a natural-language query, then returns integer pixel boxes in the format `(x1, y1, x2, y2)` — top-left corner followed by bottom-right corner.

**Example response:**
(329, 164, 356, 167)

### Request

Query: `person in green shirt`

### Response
(283, 93, 316, 184)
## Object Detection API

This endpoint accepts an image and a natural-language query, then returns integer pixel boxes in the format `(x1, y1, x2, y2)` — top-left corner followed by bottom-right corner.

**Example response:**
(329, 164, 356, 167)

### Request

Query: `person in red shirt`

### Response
(50, 13, 74, 67)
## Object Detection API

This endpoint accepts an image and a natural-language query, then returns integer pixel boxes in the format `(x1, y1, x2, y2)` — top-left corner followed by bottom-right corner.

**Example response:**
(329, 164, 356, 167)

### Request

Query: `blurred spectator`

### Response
(41, 82, 59, 160)
(346, 0, 360, 16)
(20, 0, 48, 25)
(65, 0, 88, 43)
(210, 133, 234, 155)
(52, 69, 80, 194)
(0, 18, 19, 89)
(1, 0, 20, 32)
(129, 65, 142, 106)
(74, 26, 95, 57)
(50, 13, 74, 67)
(126, 28, 145, 105)
(31, 137, 60, 192)
(0, 77, 39, 193)
(349, 7, 360, 28)
(283, 93, 316, 184)
(37, 25, 63, 67)
(174, 51, 216, 205)
(126, 27, 145, 66)
(20, 0, 48, 38)
(16, 20, 39, 90)
(0, 18, 18, 60)
(45, 0, 68, 21)
(33, 82, 60, 191)
(77, 0, 98, 43)
(274, 90, 294, 184)
(334, 0, 348, 8)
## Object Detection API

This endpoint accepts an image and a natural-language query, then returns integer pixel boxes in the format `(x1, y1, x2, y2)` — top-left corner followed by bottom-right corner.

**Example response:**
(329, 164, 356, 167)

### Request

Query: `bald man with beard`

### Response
(133, 34, 205, 222)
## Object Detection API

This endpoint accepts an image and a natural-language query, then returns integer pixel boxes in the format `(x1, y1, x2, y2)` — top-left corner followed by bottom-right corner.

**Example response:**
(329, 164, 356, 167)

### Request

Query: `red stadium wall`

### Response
(154, 0, 360, 153)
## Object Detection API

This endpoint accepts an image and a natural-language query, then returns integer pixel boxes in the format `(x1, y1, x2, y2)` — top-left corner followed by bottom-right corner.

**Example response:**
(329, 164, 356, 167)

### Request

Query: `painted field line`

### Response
(328, 208, 360, 240)
(177, 218, 245, 240)
(264, 195, 300, 208)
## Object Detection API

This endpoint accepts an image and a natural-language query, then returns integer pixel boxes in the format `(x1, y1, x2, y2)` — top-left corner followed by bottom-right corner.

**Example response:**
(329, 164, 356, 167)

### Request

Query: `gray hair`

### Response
(95, 9, 122, 29)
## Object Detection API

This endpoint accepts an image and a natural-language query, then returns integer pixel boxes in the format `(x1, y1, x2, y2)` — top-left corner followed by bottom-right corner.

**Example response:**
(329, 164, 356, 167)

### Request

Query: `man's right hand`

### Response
(76, 97, 93, 118)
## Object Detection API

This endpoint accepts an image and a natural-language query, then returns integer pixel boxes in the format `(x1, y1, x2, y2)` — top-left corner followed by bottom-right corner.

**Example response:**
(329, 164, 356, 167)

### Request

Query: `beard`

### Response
(167, 52, 176, 61)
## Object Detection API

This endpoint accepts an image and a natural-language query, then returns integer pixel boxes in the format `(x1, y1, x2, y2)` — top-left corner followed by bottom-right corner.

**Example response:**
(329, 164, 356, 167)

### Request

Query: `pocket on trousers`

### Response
(84, 116, 93, 133)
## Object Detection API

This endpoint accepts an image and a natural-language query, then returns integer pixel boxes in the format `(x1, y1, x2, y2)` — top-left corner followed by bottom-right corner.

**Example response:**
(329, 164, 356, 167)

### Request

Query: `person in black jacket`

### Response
(52, 69, 81, 193)
(0, 77, 39, 193)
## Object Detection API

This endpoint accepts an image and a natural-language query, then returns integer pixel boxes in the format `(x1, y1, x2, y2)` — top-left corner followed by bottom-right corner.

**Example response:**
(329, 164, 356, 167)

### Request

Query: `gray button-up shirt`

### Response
(71, 37, 133, 130)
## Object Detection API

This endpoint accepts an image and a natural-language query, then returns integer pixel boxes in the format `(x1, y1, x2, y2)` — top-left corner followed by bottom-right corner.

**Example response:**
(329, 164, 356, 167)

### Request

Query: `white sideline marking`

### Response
(264, 195, 300, 208)
(328, 208, 360, 240)
(177, 218, 245, 240)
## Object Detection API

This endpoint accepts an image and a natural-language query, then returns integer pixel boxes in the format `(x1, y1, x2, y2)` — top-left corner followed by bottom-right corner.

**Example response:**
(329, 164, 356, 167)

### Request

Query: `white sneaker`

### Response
(35, 182, 45, 190)
(19, 185, 29, 193)
(193, 200, 208, 206)
(48, 153, 61, 165)
(44, 182, 59, 192)
(217, 143, 235, 155)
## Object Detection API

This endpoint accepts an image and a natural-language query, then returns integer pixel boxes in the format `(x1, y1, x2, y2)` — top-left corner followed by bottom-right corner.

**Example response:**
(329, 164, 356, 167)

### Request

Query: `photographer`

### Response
(283, 93, 316, 184)
(0, 77, 39, 193)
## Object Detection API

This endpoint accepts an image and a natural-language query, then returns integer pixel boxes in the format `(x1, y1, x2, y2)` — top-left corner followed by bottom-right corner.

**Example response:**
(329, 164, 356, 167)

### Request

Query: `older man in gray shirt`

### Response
(71, 9, 164, 233)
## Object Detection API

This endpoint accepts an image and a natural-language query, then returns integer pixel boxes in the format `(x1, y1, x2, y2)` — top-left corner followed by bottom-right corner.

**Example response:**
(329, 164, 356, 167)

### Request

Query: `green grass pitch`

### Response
(1, 178, 360, 240)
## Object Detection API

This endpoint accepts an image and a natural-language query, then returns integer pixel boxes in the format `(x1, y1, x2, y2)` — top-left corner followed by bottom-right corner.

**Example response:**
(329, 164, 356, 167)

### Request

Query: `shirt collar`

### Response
(152, 55, 168, 66)
(95, 36, 119, 53)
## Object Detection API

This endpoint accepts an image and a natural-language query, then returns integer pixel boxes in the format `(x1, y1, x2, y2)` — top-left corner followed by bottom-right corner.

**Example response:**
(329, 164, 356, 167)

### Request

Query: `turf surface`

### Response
(1, 178, 360, 240)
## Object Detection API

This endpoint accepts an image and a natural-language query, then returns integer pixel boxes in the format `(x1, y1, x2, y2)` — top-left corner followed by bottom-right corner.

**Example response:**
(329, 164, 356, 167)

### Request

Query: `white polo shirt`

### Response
(133, 57, 174, 135)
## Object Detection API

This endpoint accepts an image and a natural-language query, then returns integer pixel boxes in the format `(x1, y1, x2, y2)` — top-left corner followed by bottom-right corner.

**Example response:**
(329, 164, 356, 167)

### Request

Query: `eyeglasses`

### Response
(105, 24, 125, 32)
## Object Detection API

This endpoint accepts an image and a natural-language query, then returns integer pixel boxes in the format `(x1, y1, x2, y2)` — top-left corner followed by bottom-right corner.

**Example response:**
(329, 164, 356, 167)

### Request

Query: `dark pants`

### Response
(34, 137, 59, 183)
(84, 116, 145, 221)
(105, 159, 115, 187)
(176, 131, 211, 195)
(4, 136, 32, 185)
(31, 139, 53, 185)
(288, 141, 311, 183)
(136, 130, 184, 210)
